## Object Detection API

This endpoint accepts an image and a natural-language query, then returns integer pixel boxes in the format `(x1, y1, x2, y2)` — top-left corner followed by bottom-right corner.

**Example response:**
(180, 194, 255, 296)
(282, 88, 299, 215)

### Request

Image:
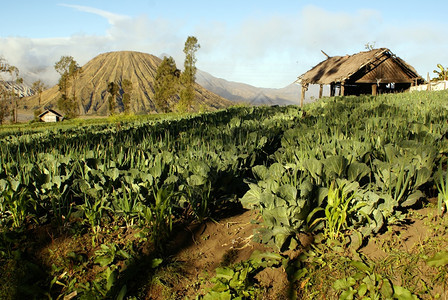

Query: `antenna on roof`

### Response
(321, 50, 330, 59)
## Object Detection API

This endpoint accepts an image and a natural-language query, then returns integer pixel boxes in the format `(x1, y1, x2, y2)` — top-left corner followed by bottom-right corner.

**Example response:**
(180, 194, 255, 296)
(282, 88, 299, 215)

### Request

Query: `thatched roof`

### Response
(296, 48, 423, 86)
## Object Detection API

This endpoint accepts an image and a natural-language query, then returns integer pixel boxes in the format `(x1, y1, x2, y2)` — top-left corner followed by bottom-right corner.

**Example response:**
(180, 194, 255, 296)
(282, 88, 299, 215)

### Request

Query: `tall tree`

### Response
(54, 56, 80, 118)
(0, 85, 8, 125)
(32, 80, 46, 106)
(107, 81, 120, 115)
(179, 36, 200, 112)
(69, 60, 82, 114)
(55, 56, 73, 96)
(0, 94, 8, 124)
(154, 56, 180, 113)
(121, 79, 133, 114)
(6, 65, 22, 123)
(0, 57, 9, 124)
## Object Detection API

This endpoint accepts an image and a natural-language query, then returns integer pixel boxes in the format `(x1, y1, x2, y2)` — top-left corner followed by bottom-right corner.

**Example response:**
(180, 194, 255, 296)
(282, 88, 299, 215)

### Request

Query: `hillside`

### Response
(196, 70, 324, 106)
(21, 51, 231, 115)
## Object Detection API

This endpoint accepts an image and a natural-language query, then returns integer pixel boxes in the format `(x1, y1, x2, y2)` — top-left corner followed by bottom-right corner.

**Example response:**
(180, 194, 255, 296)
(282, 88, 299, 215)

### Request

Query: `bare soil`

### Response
(147, 204, 448, 299)
(3, 203, 447, 299)
(148, 209, 284, 299)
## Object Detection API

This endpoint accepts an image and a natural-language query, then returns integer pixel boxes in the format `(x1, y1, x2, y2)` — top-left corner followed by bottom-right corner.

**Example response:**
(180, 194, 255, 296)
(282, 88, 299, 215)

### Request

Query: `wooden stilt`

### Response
(319, 84, 323, 99)
(301, 85, 306, 107)
(372, 84, 377, 96)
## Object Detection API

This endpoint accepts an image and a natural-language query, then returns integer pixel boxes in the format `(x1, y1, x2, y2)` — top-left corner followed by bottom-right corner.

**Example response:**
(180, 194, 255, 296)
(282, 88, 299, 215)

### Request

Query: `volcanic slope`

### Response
(23, 51, 231, 115)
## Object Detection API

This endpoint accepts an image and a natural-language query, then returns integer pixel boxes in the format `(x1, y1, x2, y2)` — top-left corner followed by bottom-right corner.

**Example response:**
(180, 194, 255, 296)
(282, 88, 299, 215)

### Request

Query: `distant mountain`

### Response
(196, 70, 322, 106)
(22, 51, 231, 115)
(0, 81, 34, 98)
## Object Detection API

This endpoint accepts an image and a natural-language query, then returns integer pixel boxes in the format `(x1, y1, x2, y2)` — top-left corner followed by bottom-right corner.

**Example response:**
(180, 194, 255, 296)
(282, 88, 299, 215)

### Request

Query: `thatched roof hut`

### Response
(296, 48, 424, 105)
(39, 109, 64, 122)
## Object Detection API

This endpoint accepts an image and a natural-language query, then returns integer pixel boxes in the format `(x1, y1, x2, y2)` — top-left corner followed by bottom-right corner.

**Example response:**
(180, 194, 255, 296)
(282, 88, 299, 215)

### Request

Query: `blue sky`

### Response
(1, 0, 447, 88)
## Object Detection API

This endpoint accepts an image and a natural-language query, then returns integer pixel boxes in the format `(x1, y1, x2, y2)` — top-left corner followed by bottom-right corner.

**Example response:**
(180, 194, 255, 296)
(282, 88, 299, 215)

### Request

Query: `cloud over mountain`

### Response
(1, 4, 447, 88)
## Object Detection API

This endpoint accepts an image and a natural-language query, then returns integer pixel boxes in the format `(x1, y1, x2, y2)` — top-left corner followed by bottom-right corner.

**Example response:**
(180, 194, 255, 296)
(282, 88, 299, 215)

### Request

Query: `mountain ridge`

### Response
(0, 81, 34, 98)
(196, 69, 319, 106)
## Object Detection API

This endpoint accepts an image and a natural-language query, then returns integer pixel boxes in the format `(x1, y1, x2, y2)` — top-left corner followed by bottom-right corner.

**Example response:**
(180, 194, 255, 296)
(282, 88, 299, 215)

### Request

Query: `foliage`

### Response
(0, 95, 8, 125)
(182, 36, 200, 86)
(288, 235, 442, 299)
(2, 90, 448, 298)
(177, 85, 194, 113)
(179, 36, 200, 112)
(0, 180, 34, 228)
(54, 56, 76, 93)
(0, 64, 23, 123)
(320, 180, 364, 241)
(32, 80, 46, 106)
(33, 108, 42, 121)
(0, 104, 286, 297)
(241, 162, 318, 250)
(202, 251, 283, 299)
(332, 258, 418, 299)
(107, 81, 120, 115)
(154, 56, 179, 113)
(141, 186, 177, 250)
(434, 164, 448, 215)
(433, 63, 447, 81)
(54, 56, 81, 117)
(240, 91, 448, 251)
(57, 94, 78, 118)
(121, 78, 133, 114)
(426, 251, 448, 267)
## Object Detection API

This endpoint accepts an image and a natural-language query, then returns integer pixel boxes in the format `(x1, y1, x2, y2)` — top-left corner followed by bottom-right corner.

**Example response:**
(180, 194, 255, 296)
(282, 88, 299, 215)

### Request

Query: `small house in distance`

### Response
(39, 109, 64, 122)
(296, 48, 424, 106)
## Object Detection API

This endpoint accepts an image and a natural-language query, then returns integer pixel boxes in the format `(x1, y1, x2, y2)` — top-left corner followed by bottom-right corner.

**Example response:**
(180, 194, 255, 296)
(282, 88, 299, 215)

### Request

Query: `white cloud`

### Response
(0, 7, 187, 86)
(58, 4, 130, 26)
(0, 36, 109, 85)
(1, 4, 447, 88)
(195, 5, 384, 87)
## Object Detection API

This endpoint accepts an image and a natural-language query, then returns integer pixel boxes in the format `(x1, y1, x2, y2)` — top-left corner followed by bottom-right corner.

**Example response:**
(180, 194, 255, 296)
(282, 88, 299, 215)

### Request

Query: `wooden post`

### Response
(319, 84, 323, 99)
(330, 83, 335, 97)
(301, 85, 306, 107)
(371, 84, 377, 96)
(341, 82, 345, 96)
(321, 50, 330, 59)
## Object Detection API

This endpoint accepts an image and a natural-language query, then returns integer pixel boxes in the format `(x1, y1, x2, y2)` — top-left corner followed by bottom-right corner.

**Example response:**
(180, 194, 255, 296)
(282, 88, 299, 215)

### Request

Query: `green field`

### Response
(1, 91, 448, 299)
